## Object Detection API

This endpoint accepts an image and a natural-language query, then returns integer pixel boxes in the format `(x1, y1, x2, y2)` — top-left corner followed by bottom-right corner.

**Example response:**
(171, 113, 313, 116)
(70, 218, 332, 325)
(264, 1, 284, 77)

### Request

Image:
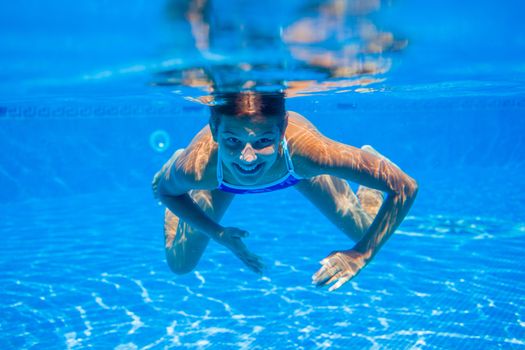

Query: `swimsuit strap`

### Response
(281, 138, 293, 172)
(216, 143, 224, 184)
(281, 138, 302, 179)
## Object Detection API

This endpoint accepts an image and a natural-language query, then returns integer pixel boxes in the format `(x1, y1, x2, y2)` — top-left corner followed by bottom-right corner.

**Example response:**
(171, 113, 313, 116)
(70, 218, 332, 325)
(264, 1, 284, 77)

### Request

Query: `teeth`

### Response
(237, 163, 259, 172)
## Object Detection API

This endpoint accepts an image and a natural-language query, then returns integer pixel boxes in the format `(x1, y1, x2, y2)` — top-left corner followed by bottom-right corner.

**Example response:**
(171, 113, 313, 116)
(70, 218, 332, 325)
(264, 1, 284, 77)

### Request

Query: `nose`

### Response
(240, 143, 257, 163)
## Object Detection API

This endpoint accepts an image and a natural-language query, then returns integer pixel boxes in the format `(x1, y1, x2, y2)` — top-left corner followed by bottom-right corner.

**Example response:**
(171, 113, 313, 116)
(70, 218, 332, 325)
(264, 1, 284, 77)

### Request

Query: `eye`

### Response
(255, 138, 274, 147)
(225, 137, 241, 144)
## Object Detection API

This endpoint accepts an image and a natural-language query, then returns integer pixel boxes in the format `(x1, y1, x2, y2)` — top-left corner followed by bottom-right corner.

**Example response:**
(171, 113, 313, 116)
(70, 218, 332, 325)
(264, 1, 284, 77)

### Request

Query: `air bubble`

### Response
(149, 130, 170, 152)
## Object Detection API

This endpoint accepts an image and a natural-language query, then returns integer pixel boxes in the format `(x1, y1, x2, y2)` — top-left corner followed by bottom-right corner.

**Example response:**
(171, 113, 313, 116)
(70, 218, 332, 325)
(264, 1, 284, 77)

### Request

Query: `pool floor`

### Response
(1, 167, 524, 349)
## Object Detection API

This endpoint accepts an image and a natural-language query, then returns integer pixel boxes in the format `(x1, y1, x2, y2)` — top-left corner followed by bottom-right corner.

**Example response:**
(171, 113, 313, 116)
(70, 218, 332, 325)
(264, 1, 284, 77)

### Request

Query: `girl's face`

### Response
(216, 115, 283, 185)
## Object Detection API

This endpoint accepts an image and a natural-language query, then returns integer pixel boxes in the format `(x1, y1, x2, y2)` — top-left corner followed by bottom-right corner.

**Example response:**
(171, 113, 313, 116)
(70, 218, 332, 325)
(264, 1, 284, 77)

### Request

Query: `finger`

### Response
(328, 276, 351, 292)
(313, 258, 336, 276)
(312, 264, 341, 286)
(244, 258, 263, 274)
(312, 265, 327, 282)
(237, 251, 264, 273)
(319, 253, 338, 266)
(253, 258, 265, 273)
(250, 254, 264, 271)
(251, 263, 264, 274)
(245, 253, 263, 265)
(234, 245, 256, 259)
(245, 253, 264, 271)
(323, 271, 345, 287)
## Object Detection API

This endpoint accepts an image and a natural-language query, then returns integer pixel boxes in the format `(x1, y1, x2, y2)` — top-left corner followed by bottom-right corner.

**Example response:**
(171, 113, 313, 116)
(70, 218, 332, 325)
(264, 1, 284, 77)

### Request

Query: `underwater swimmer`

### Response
(152, 92, 418, 292)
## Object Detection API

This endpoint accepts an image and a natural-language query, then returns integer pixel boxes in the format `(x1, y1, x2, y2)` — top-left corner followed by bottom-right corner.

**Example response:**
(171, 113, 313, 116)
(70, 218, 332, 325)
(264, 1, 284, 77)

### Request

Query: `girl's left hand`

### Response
(312, 249, 369, 292)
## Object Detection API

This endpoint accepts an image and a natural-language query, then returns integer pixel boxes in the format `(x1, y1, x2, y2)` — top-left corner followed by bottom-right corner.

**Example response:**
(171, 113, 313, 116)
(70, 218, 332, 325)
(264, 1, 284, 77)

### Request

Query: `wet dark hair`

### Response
(209, 91, 287, 136)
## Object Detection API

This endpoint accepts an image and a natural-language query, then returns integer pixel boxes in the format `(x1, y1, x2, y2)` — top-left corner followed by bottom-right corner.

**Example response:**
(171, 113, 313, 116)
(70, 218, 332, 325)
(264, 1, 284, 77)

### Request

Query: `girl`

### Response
(152, 91, 417, 292)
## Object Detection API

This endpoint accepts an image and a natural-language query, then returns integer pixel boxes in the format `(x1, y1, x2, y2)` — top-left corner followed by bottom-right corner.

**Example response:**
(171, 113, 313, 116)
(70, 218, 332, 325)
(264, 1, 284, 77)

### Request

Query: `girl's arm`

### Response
(152, 151, 263, 273)
(152, 150, 224, 239)
(297, 136, 418, 291)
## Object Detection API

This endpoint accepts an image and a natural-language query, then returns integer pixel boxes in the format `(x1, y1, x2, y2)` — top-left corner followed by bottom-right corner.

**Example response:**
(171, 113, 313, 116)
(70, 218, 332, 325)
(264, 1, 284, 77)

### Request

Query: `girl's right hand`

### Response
(215, 227, 264, 274)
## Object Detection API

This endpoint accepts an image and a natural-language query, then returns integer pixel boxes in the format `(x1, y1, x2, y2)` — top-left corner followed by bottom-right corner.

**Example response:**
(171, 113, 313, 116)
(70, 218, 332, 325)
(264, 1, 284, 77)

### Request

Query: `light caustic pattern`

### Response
(1, 188, 524, 349)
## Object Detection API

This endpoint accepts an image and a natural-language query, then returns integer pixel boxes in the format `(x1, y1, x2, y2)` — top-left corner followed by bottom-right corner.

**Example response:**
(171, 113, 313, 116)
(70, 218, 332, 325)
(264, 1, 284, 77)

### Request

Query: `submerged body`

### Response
(153, 109, 418, 291)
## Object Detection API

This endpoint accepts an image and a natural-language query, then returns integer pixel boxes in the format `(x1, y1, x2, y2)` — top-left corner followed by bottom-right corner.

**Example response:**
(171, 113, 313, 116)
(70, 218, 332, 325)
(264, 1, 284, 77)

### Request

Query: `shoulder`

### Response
(286, 111, 326, 156)
(161, 125, 219, 193)
(284, 111, 359, 178)
(286, 111, 320, 135)
(285, 111, 330, 176)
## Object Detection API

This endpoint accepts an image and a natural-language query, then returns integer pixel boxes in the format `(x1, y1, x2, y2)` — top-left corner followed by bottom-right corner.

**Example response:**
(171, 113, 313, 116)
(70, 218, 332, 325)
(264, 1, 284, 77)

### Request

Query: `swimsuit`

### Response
(216, 138, 302, 194)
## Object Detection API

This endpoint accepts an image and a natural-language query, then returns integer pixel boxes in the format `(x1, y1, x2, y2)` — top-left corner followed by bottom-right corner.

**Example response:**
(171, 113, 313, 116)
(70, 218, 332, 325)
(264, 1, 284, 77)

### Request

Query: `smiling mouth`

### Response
(233, 162, 264, 175)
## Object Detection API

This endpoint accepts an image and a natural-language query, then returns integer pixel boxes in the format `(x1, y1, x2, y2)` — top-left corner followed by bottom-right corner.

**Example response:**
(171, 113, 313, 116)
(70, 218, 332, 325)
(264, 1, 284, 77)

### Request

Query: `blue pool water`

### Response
(1, 0, 525, 349)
